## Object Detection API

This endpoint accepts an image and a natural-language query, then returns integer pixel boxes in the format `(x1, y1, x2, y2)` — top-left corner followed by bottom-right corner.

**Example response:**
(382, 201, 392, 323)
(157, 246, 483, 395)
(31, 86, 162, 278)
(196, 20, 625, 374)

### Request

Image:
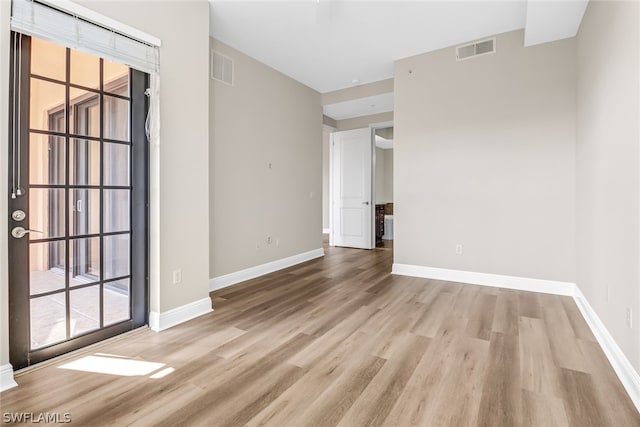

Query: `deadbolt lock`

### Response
(11, 210, 26, 222)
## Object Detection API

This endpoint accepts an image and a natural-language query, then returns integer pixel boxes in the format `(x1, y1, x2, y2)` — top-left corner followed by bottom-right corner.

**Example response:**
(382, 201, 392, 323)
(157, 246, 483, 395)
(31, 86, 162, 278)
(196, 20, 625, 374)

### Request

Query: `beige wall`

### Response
(375, 148, 385, 204)
(376, 127, 394, 140)
(336, 111, 393, 131)
(384, 149, 393, 203)
(210, 38, 322, 278)
(375, 148, 393, 204)
(322, 127, 331, 231)
(322, 78, 393, 106)
(576, 0, 640, 371)
(394, 30, 576, 282)
(322, 115, 337, 128)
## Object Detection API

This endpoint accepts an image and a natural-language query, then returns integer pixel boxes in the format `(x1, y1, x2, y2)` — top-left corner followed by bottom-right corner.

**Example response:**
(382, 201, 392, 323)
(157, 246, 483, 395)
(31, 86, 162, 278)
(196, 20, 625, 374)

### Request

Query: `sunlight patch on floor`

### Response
(58, 354, 166, 377)
(149, 367, 175, 379)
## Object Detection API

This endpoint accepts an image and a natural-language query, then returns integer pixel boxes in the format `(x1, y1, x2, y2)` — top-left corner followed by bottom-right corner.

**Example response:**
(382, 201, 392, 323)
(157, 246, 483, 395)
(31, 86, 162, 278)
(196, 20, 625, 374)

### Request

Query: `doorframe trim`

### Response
(0, 0, 10, 394)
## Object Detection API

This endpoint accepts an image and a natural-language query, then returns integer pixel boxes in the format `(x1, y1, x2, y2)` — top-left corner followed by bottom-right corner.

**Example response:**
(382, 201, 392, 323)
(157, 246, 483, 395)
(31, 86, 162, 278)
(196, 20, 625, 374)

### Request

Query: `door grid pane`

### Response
(70, 286, 101, 337)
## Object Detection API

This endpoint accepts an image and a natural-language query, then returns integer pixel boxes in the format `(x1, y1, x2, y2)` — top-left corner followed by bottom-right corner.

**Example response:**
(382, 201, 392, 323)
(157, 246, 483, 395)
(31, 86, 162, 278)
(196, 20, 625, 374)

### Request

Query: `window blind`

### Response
(10, 0, 160, 74)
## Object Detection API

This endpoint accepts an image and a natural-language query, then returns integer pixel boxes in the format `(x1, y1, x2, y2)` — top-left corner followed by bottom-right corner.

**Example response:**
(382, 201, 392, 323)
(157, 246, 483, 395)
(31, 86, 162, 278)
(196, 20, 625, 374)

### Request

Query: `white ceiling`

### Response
(525, 0, 588, 46)
(210, 0, 587, 116)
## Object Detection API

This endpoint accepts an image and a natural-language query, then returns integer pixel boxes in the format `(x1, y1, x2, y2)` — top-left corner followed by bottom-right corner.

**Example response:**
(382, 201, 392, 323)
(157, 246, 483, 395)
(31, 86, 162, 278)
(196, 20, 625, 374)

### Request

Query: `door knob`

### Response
(11, 226, 42, 239)
(362, 201, 370, 205)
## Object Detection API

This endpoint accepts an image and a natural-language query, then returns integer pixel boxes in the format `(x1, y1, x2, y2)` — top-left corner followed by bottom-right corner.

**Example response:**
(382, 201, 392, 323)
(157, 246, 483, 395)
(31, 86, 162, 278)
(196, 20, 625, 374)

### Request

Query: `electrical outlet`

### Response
(455, 244, 463, 255)
(172, 269, 182, 285)
(627, 308, 633, 329)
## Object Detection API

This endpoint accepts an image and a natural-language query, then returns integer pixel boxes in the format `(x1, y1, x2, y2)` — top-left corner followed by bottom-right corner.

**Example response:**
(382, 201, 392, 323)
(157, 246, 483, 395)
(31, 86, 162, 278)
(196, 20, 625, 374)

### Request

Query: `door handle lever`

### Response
(11, 226, 43, 239)
(362, 201, 370, 205)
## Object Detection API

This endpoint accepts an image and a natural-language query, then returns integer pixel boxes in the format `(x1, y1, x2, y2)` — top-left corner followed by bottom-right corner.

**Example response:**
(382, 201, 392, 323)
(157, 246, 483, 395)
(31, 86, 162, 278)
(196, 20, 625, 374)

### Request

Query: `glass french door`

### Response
(8, 34, 148, 369)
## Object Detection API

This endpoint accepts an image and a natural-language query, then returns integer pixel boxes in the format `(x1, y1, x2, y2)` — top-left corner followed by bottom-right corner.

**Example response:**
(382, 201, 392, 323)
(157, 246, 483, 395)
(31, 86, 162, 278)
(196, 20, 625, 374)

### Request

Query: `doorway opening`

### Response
(373, 126, 393, 249)
(327, 121, 393, 251)
(8, 34, 149, 369)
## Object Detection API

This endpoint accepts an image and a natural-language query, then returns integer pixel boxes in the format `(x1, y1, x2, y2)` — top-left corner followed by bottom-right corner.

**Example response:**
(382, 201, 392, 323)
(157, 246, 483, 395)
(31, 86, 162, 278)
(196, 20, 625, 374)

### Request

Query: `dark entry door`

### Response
(8, 33, 149, 369)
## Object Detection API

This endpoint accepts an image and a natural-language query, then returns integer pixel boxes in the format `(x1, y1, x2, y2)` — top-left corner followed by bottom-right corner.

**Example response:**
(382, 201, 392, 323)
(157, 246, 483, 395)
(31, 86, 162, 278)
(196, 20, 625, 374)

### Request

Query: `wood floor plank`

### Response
(410, 291, 456, 338)
(289, 354, 386, 427)
(519, 291, 543, 319)
(302, 291, 377, 336)
(559, 368, 609, 427)
(153, 325, 247, 363)
(180, 361, 306, 427)
(289, 305, 378, 368)
(108, 382, 207, 427)
(540, 294, 590, 373)
(577, 339, 640, 426)
(369, 303, 425, 360)
(247, 331, 375, 427)
(521, 389, 569, 427)
(409, 278, 443, 305)
(337, 333, 430, 427)
(385, 334, 490, 426)
(492, 289, 519, 336)
(519, 316, 563, 397)
(164, 333, 315, 426)
(450, 283, 481, 318)
(560, 297, 596, 342)
(213, 329, 274, 360)
(477, 332, 521, 426)
(467, 293, 498, 341)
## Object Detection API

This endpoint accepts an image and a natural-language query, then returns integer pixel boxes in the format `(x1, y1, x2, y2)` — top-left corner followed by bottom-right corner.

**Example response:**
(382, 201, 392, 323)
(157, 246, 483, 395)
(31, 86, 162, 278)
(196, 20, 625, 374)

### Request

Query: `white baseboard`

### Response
(323, 228, 330, 234)
(573, 286, 640, 412)
(1, 363, 17, 392)
(149, 297, 212, 332)
(209, 248, 325, 293)
(392, 263, 575, 296)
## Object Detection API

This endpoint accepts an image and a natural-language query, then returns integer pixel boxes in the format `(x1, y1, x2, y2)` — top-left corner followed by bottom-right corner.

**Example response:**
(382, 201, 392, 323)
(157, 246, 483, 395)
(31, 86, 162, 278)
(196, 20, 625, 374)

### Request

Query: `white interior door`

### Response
(331, 128, 373, 249)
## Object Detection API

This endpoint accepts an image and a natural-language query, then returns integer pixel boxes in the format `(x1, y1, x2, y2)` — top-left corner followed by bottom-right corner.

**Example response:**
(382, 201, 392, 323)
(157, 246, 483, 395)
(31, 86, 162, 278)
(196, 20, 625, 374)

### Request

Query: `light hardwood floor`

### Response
(1, 238, 639, 426)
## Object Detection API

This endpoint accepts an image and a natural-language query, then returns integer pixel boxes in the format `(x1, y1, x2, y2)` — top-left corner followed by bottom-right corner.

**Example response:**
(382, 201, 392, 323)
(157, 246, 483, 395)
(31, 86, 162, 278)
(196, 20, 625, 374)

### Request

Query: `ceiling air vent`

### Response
(456, 38, 496, 61)
(211, 50, 233, 85)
